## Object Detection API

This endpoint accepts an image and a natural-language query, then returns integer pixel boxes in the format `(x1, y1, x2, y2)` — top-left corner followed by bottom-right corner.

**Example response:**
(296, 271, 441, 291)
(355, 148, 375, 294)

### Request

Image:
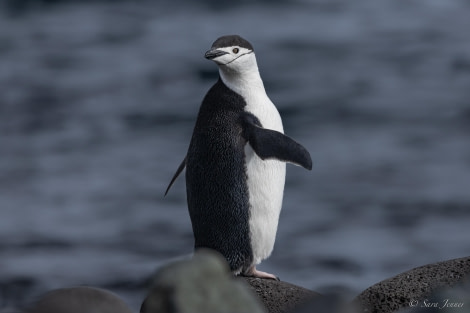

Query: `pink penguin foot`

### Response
(241, 266, 280, 281)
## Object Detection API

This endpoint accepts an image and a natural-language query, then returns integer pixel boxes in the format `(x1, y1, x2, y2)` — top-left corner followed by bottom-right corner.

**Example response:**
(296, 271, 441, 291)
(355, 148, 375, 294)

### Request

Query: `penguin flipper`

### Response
(164, 156, 187, 196)
(241, 114, 312, 170)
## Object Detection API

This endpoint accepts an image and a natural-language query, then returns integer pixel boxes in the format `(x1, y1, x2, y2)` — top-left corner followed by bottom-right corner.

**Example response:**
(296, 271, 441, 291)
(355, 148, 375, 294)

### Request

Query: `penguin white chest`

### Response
(244, 95, 286, 264)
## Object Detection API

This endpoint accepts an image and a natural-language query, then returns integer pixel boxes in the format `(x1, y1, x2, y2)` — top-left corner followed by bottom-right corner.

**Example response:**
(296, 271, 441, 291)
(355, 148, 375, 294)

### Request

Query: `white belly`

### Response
(244, 95, 286, 264)
(245, 146, 286, 264)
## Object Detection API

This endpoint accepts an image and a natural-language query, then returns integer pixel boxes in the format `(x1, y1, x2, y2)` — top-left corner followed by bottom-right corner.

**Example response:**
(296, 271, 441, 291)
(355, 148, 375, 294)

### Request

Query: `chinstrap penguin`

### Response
(166, 35, 312, 280)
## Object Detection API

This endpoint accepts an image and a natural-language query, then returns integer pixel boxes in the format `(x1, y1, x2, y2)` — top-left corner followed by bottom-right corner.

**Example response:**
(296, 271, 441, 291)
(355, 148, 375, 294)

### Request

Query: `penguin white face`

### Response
(205, 35, 255, 73)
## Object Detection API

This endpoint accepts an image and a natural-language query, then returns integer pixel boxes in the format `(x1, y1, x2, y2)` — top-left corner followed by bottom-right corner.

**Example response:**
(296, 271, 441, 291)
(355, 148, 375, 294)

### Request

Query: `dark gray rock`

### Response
(355, 256, 470, 313)
(399, 279, 470, 313)
(142, 252, 470, 313)
(1, 308, 22, 313)
(141, 249, 266, 313)
(240, 277, 322, 313)
(22, 286, 134, 313)
(293, 294, 361, 313)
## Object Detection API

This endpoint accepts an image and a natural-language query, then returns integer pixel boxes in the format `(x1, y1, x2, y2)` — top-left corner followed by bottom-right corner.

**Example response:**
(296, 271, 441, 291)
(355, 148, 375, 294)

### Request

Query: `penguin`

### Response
(166, 35, 312, 280)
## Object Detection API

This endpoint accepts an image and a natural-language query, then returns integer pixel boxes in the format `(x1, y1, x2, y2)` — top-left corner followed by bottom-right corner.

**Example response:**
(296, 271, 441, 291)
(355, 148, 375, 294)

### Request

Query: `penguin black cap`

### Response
(210, 35, 254, 51)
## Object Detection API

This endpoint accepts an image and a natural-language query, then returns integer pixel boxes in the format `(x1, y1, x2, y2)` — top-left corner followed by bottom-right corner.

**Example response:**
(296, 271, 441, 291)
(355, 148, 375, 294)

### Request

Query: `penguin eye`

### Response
(232, 48, 239, 54)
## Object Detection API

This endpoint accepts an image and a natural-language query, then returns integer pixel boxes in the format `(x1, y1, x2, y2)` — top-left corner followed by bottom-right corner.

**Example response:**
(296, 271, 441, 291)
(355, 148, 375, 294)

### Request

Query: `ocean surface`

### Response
(1, 0, 470, 310)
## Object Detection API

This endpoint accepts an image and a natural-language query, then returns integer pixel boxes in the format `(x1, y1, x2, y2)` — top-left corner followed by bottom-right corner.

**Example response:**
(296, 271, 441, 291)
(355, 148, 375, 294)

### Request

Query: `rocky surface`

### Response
(140, 250, 265, 313)
(355, 256, 470, 313)
(294, 294, 360, 313)
(22, 286, 134, 313)
(140, 255, 470, 313)
(399, 279, 470, 313)
(240, 277, 321, 313)
(238, 277, 321, 313)
(9, 255, 470, 313)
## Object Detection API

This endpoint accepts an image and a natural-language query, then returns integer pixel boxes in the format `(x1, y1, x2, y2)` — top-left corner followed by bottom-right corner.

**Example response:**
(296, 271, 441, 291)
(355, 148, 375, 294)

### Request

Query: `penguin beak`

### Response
(205, 49, 228, 60)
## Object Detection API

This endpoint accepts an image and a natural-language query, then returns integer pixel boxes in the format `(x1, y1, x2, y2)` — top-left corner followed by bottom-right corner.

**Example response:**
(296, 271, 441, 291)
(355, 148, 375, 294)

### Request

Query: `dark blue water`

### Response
(1, 1, 470, 310)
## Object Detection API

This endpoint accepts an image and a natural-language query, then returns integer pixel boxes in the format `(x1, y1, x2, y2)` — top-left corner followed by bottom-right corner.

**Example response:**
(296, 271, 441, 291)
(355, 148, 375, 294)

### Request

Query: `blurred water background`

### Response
(1, 0, 470, 310)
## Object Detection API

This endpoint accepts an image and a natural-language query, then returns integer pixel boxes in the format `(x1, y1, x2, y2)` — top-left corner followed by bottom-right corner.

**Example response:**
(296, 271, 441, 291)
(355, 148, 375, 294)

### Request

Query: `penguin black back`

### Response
(186, 79, 253, 272)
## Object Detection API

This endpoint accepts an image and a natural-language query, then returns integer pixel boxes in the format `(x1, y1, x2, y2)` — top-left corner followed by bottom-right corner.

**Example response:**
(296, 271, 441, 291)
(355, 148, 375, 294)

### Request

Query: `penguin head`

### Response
(205, 35, 256, 73)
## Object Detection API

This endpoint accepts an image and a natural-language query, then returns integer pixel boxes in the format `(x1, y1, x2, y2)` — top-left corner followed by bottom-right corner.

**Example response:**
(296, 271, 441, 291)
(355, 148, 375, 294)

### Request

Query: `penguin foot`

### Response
(242, 266, 280, 281)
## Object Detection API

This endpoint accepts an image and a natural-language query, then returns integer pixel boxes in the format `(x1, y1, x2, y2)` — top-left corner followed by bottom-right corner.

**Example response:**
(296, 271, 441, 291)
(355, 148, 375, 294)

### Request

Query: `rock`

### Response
(293, 294, 361, 313)
(1, 308, 22, 313)
(140, 249, 266, 313)
(240, 277, 322, 313)
(22, 286, 134, 313)
(355, 256, 470, 313)
(399, 279, 470, 313)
